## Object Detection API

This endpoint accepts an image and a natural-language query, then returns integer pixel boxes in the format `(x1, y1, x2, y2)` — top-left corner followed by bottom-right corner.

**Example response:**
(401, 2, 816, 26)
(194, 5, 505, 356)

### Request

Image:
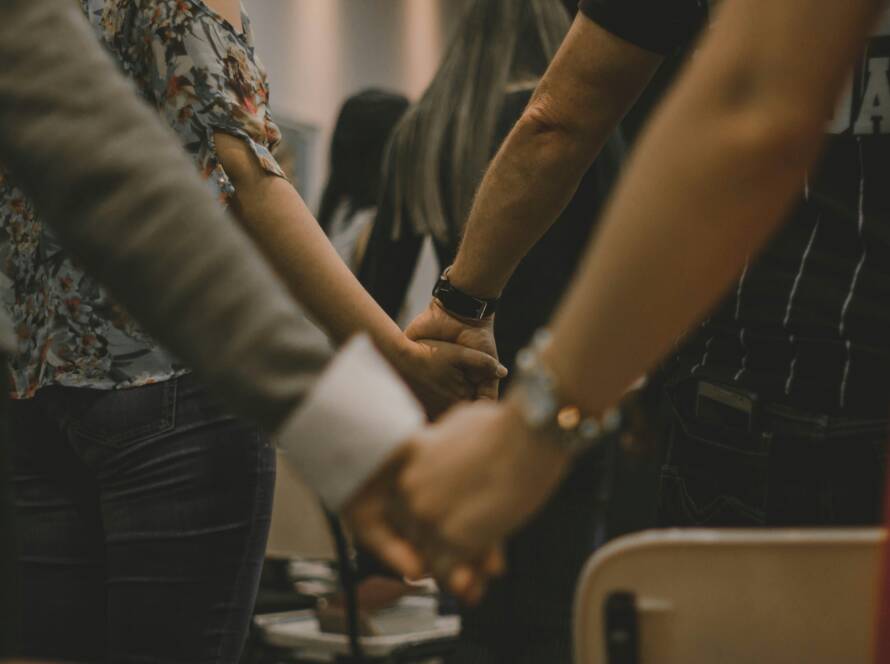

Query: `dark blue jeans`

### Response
(11, 374, 275, 663)
(657, 379, 887, 527)
(0, 371, 15, 659)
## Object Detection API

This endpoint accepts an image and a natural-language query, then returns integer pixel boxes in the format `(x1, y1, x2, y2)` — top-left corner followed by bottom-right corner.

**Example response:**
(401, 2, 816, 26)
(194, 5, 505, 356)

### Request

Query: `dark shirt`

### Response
(585, 0, 890, 416)
(578, 0, 708, 55)
(690, 12, 890, 416)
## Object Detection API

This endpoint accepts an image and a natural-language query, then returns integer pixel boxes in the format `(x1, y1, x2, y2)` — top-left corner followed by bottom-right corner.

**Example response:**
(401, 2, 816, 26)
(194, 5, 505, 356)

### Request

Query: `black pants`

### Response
(0, 371, 14, 659)
(450, 447, 606, 664)
(657, 379, 887, 527)
(11, 374, 275, 663)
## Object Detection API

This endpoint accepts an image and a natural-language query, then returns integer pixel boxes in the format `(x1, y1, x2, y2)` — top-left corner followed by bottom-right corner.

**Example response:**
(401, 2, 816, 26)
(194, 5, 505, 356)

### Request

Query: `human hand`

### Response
(342, 444, 426, 581)
(405, 300, 500, 400)
(391, 336, 507, 418)
(393, 400, 572, 596)
(343, 442, 506, 604)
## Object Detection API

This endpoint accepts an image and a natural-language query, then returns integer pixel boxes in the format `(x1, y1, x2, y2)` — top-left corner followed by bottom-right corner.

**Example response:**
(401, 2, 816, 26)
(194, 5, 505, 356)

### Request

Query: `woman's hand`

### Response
(389, 336, 507, 418)
(388, 399, 570, 601)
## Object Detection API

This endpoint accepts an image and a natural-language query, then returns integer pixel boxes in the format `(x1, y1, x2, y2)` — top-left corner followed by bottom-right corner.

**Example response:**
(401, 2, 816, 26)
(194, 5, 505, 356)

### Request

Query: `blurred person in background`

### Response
(358, 1, 624, 661)
(318, 89, 410, 271)
(3, 1, 501, 661)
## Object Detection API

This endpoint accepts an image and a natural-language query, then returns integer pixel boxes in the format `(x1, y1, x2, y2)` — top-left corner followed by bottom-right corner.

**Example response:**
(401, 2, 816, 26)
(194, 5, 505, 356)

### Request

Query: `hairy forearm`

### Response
(224, 150, 407, 359)
(449, 104, 600, 298)
(540, 0, 884, 417)
(449, 15, 662, 299)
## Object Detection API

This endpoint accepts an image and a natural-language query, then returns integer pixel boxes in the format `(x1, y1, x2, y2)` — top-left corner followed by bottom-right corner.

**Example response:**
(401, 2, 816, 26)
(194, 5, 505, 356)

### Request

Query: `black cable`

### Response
(325, 510, 365, 663)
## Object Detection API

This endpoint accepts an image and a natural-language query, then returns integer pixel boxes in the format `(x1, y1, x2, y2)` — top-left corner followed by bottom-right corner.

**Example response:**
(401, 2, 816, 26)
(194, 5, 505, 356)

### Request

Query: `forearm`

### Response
(0, 0, 327, 430)
(223, 150, 408, 360)
(449, 15, 662, 298)
(449, 109, 598, 298)
(539, 0, 884, 417)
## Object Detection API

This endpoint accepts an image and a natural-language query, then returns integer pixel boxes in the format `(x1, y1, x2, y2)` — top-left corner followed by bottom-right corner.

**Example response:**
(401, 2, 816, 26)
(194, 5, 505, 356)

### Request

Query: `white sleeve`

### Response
(274, 335, 426, 512)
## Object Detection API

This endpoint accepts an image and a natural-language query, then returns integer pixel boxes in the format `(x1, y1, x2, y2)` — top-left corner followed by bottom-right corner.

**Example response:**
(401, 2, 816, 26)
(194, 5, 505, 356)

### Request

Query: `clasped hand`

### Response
(345, 301, 571, 604)
(344, 399, 571, 604)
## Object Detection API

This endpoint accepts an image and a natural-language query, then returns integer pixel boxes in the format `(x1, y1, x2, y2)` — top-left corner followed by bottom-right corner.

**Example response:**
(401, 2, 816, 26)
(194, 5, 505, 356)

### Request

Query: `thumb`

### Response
(358, 518, 427, 580)
(475, 378, 500, 402)
(482, 546, 506, 577)
(451, 346, 508, 383)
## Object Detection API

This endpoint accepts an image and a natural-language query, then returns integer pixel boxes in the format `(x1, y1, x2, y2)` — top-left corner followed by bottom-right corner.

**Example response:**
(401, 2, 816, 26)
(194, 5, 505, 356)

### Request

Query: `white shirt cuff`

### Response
(274, 334, 426, 512)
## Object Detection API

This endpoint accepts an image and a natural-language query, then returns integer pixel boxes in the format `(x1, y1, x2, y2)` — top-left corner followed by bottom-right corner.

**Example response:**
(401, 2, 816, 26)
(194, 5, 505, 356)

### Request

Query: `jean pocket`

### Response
(658, 465, 766, 527)
(67, 380, 177, 448)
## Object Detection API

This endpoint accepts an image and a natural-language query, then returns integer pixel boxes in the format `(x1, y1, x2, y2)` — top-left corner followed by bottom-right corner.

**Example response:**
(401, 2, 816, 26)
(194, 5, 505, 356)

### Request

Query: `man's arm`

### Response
(446, 13, 663, 299)
(392, 0, 885, 583)
(404, 13, 663, 396)
(404, 13, 663, 374)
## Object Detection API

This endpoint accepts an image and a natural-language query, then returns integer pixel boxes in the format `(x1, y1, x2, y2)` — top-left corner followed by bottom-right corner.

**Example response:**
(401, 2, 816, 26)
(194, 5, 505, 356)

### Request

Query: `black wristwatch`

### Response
(432, 267, 499, 320)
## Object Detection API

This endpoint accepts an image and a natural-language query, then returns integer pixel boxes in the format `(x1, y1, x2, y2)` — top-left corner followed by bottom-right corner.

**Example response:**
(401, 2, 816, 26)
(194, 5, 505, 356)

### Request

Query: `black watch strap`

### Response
(432, 270, 498, 320)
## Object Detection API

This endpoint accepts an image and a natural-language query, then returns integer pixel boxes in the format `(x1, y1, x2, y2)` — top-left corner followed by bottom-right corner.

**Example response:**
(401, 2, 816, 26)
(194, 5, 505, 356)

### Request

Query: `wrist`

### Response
(444, 259, 503, 300)
(508, 329, 622, 456)
(499, 394, 573, 472)
(432, 266, 500, 321)
(376, 329, 414, 373)
(430, 297, 494, 328)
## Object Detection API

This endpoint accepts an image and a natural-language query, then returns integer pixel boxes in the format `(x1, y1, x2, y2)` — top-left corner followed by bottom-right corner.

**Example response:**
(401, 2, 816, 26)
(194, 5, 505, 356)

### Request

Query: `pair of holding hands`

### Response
(345, 301, 572, 604)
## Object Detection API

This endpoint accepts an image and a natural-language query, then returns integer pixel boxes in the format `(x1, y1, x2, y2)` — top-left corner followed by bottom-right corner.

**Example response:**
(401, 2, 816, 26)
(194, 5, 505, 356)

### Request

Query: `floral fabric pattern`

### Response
(0, 0, 284, 398)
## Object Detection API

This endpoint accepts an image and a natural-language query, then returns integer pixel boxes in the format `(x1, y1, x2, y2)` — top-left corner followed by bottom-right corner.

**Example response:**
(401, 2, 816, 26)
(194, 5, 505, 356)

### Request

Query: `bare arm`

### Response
(205, 0, 242, 32)
(448, 14, 663, 298)
(216, 135, 408, 352)
(215, 134, 504, 414)
(543, 0, 882, 417)
(405, 15, 662, 366)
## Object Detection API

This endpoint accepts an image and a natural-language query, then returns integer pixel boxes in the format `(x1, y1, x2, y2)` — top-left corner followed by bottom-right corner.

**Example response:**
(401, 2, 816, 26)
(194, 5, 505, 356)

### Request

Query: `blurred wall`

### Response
(244, 0, 469, 208)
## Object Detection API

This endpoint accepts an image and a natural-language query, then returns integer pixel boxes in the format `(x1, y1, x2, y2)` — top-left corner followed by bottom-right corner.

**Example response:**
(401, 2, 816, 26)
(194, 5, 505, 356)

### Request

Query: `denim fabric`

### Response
(11, 374, 275, 663)
(657, 379, 888, 527)
(0, 376, 15, 658)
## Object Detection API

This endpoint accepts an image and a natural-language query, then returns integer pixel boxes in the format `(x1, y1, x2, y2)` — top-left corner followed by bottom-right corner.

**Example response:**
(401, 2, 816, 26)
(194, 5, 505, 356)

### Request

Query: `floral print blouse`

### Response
(0, 0, 285, 398)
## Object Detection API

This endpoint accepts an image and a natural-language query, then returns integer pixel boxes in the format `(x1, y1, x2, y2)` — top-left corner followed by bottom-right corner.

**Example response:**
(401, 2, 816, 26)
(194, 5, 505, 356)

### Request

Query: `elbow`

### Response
(727, 105, 824, 171)
(714, 65, 830, 172)
(516, 92, 598, 164)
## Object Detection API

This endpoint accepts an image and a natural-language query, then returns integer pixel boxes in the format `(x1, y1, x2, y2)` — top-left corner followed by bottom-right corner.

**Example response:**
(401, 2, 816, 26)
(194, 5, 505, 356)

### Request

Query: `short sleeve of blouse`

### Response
(578, 0, 708, 55)
(136, 1, 286, 200)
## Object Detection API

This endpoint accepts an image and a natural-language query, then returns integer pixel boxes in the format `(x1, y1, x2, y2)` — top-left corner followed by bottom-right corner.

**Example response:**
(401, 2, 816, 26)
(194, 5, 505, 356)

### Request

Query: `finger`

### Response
(475, 378, 500, 401)
(448, 564, 478, 600)
(448, 563, 489, 605)
(453, 347, 507, 382)
(359, 520, 427, 580)
(482, 547, 506, 577)
(464, 577, 488, 606)
(440, 371, 473, 404)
